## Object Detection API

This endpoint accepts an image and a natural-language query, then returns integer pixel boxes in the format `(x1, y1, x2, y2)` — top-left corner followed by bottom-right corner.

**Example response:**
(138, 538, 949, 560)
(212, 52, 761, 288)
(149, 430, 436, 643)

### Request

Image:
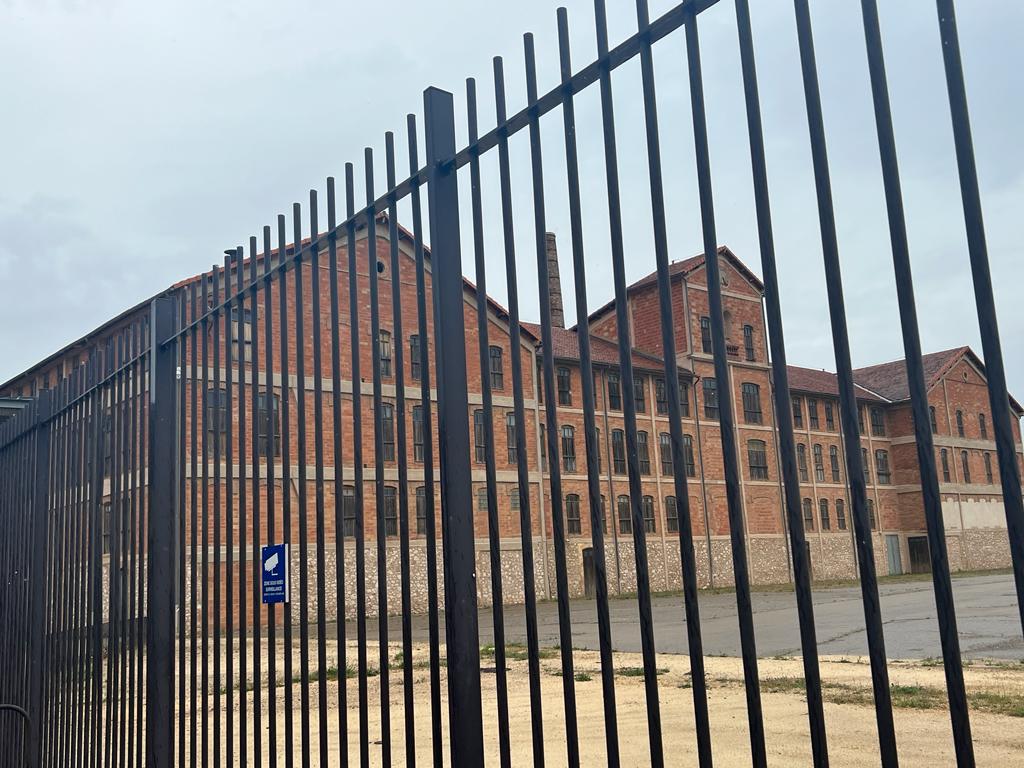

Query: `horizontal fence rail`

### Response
(1, 1, 1021, 766)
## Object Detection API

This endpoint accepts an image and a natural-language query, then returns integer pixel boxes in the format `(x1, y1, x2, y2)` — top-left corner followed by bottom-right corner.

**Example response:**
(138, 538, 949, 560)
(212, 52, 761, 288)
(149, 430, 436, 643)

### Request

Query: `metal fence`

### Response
(1, 0, 1022, 766)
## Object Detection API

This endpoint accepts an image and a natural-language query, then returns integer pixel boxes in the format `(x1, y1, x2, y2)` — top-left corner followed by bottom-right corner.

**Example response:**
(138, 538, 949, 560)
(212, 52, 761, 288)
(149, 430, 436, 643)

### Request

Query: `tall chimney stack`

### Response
(545, 231, 565, 329)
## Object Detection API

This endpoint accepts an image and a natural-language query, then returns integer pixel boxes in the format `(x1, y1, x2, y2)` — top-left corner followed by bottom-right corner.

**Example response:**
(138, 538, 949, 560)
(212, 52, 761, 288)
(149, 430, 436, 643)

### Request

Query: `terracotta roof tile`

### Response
(851, 347, 967, 403)
(785, 365, 887, 402)
(521, 323, 666, 373)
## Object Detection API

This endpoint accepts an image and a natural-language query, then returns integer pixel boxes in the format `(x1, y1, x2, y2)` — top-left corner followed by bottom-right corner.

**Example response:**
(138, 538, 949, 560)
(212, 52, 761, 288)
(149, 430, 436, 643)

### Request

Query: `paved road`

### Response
(480, 573, 1024, 660)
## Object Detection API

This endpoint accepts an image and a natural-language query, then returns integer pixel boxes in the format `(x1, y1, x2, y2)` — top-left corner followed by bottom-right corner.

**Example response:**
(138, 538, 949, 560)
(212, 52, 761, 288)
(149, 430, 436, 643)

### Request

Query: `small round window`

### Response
(376, 260, 386, 275)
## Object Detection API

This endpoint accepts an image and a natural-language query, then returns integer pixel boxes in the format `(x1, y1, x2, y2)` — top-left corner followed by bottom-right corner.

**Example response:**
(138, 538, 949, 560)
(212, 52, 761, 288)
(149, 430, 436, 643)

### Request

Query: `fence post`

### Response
(26, 390, 52, 768)
(146, 296, 178, 768)
(423, 85, 485, 766)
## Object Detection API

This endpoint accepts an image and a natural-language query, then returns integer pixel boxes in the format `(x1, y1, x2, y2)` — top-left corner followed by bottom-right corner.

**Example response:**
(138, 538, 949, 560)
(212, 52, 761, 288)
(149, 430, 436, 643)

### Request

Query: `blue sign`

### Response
(261, 543, 289, 604)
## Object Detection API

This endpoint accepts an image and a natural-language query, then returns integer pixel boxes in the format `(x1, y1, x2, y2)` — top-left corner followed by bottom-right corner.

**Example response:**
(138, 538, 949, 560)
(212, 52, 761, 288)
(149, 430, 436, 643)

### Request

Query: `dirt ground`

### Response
(173, 637, 1024, 766)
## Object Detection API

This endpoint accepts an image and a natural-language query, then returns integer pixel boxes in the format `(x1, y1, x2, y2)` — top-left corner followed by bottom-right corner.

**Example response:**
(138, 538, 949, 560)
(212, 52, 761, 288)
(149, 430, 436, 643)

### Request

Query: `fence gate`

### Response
(2, 0, 1022, 766)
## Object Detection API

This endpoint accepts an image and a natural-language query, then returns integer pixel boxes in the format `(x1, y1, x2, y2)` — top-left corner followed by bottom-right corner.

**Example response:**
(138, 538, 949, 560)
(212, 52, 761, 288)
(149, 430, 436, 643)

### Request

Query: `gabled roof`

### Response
(583, 245, 764, 328)
(786, 365, 888, 403)
(520, 323, 673, 375)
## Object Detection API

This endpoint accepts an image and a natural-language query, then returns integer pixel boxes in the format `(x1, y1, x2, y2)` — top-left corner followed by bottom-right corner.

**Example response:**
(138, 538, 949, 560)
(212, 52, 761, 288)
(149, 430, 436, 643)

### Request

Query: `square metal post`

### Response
(423, 86, 485, 766)
(146, 296, 178, 768)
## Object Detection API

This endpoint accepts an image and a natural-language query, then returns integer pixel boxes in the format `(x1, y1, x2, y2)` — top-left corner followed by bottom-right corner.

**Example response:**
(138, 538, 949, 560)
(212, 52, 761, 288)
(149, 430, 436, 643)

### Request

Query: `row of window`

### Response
(537, 423, 697, 478)
(699, 316, 757, 362)
(930, 407, 990, 440)
(800, 497, 878, 531)
(939, 448, 995, 485)
(791, 397, 887, 437)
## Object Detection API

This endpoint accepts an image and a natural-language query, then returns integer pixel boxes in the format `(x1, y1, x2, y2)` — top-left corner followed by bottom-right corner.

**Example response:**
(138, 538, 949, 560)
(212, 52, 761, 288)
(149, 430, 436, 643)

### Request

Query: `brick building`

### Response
(3, 222, 1022, 619)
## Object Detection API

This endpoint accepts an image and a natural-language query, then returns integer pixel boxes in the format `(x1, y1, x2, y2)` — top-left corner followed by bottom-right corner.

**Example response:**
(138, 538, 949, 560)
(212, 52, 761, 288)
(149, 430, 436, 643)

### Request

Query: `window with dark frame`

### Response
(802, 498, 814, 530)
(489, 345, 504, 390)
(102, 502, 112, 554)
(979, 413, 988, 440)
(540, 423, 547, 471)
(820, 498, 830, 530)
(231, 306, 254, 362)
(383, 486, 398, 537)
(792, 396, 803, 428)
(256, 391, 282, 457)
(595, 427, 602, 473)
(381, 402, 396, 462)
(743, 324, 755, 361)
(565, 494, 582, 534)
(702, 377, 719, 420)
(474, 409, 485, 464)
(808, 398, 819, 429)
(829, 445, 841, 483)
(960, 450, 971, 484)
(416, 486, 427, 535)
(413, 405, 424, 462)
(683, 434, 696, 478)
(618, 495, 631, 534)
(868, 499, 877, 530)
(634, 375, 646, 414)
(875, 449, 892, 484)
(342, 486, 357, 538)
(659, 432, 673, 476)
(510, 485, 521, 511)
(607, 372, 621, 410)
(813, 444, 825, 482)
(700, 316, 712, 354)
(741, 382, 762, 424)
(862, 447, 871, 484)
(836, 499, 847, 530)
(379, 330, 392, 378)
(870, 407, 885, 437)
(956, 409, 964, 437)
(797, 443, 809, 482)
(824, 402, 835, 431)
(637, 431, 651, 475)
(642, 495, 656, 533)
(600, 495, 608, 534)
(984, 453, 993, 484)
(748, 439, 769, 480)
(679, 379, 691, 417)
(666, 496, 679, 533)
(612, 429, 626, 474)
(477, 486, 488, 512)
(561, 425, 576, 473)
(929, 405, 938, 434)
(557, 366, 572, 406)
(506, 412, 517, 465)
(655, 378, 668, 414)
(858, 405, 865, 433)
(206, 388, 228, 454)
(410, 334, 422, 381)
(941, 448, 951, 482)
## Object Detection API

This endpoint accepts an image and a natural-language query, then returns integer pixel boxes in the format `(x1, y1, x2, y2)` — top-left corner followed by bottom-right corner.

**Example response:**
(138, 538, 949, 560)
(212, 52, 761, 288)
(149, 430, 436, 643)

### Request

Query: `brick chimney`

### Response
(545, 232, 565, 329)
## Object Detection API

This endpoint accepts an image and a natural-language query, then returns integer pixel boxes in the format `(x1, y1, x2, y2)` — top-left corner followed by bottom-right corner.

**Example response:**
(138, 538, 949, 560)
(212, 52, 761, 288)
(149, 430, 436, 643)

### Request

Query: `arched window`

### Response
(956, 410, 965, 437)
(637, 431, 651, 475)
(960, 450, 971, 484)
(748, 440, 769, 480)
(819, 498, 830, 531)
(612, 429, 626, 474)
(641, 496, 656, 533)
(659, 433, 673, 476)
(617, 495, 631, 534)
(829, 445, 841, 482)
(813, 444, 825, 482)
(984, 453, 994, 484)
(797, 444, 809, 482)
(561, 425, 576, 473)
(836, 499, 846, 530)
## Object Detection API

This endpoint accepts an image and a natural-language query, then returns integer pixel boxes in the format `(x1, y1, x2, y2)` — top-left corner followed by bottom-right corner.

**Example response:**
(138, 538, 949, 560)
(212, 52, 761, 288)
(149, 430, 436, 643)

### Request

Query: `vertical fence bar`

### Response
(491, 57, 547, 766)
(423, 85, 485, 767)
(188, 283, 200, 768)
(732, 1, 828, 763)
(177, 292, 188, 768)
(26, 390, 53, 768)
(935, 0, 1024, 634)
(555, 9, 621, 766)
(223, 253, 236, 766)
(263, 222, 280, 768)
(146, 295, 178, 768)
(235, 245, 250, 768)
(792, 1, 898, 761)
(249, 232, 265, 768)
(861, 1, 975, 763)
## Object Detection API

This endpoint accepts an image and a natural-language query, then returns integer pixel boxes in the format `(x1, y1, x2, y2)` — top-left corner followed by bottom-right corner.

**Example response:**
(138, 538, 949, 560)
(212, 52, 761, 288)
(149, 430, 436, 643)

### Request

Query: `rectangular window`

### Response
(256, 391, 282, 458)
(836, 499, 846, 530)
(381, 402, 396, 462)
(506, 412, 517, 465)
(342, 486, 356, 538)
(858, 405, 866, 433)
(637, 431, 650, 475)
(557, 366, 572, 406)
(960, 450, 971, 484)
(862, 447, 871, 484)
(540, 423, 547, 471)
(930, 406, 938, 434)
(595, 427, 602, 473)
(797, 443, 809, 482)
(683, 434, 696, 478)
(666, 496, 679, 533)
(984, 453, 993, 484)
(956, 410, 965, 437)
(600, 495, 608, 534)
(489, 345, 504, 390)
(870, 407, 886, 437)
(607, 373, 621, 410)
(941, 448, 951, 482)
(415, 486, 427, 535)
(979, 413, 988, 440)
(477, 487, 489, 511)
(565, 494, 582, 535)
(102, 502, 112, 554)
(679, 380, 691, 417)
(642, 495, 656, 533)
(413, 405, 424, 462)
(830, 445, 841, 483)
(792, 396, 803, 428)
(231, 306, 254, 362)
(802, 498, 814, 530)
(474, 409, 485, 464)
(748, 440, 769, 480)
(659, 433, 673, 476)
(820, 499, 830, 530)
(743, 324, 755, 362)
(561, 425, 576, 473)
(206, 388, 228, 454)
(612, 430, 626, 474)
(655, 378, 668, 415)
(824, 402, 835, 431)
(702, 378, 719, 420)
(510, 485, 521, 511)
(618, 495, 631, 534)
(875, 450, 892, 484)
(700, 316, 712, 354)
(383, 486, 398, 536)
(868, 499, 877, 530)
(742, 382, 762, 424)
(813, 444, 825, 482)
(379, 330, 392, 378)
(410, 334, 422, 381)
(633, 375, 646, 414)
(808, 399, 819, 430)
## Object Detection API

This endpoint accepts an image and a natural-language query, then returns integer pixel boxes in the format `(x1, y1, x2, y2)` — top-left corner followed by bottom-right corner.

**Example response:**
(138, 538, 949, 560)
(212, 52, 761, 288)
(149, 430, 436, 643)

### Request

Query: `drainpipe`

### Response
(761, 294, 792, 582)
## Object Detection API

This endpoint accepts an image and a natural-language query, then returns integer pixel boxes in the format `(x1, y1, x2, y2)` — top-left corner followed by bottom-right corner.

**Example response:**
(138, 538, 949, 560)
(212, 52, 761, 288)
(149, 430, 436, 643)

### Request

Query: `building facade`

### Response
(3, 224, 1022, 621)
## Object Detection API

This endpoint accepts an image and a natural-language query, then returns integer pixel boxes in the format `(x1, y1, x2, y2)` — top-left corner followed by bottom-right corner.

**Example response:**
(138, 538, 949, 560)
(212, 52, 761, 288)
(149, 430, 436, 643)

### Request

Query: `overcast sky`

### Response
(1, 0, 1021, 404)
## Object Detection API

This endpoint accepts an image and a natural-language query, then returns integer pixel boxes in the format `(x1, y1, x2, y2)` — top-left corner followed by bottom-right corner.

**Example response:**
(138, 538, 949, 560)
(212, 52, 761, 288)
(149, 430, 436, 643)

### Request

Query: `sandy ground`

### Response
(171, 637, 1024, 766)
